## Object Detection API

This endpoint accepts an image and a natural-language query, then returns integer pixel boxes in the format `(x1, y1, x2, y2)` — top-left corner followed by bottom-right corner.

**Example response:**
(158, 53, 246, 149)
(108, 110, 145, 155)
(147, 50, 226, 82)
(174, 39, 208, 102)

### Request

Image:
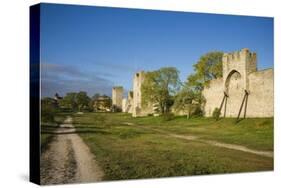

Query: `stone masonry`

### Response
(121, 91, 134, 113)
(203, 48, 273, 118)
(112, 86, 123, 111)
(132, 71, 154, 117)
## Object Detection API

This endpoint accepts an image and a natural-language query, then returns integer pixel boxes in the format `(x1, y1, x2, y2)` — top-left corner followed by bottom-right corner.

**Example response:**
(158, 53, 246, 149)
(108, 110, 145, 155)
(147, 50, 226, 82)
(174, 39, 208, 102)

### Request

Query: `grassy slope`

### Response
(73, 112, 273, 180)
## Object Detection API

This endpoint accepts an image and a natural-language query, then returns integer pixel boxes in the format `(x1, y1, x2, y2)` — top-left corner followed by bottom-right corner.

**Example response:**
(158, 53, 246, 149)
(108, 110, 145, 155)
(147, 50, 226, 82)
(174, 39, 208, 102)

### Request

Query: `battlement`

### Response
(223, 48, 256, 64)
(112, 86, 124, 91)
(223, 48, 257, 78)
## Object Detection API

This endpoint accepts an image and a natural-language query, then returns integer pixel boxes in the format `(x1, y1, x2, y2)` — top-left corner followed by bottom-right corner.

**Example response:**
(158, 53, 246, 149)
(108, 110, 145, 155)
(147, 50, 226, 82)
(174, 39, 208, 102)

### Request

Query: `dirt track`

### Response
(40, 116, 104, 185)
(123, 122, 273, 158)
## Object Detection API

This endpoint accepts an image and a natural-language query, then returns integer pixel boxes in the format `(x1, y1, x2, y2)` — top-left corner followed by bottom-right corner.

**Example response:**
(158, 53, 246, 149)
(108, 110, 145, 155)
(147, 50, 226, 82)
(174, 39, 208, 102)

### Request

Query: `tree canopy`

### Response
(173, 51, 223, 117)
(173, 84, 204, 118)
(59, 92, 77, 110)
(76, 91, 91, 111)
(141, 67, 181, 114)
(187, 51, 223, 91)
(41, 97, 59, 122)
(59, 91, 90, 111)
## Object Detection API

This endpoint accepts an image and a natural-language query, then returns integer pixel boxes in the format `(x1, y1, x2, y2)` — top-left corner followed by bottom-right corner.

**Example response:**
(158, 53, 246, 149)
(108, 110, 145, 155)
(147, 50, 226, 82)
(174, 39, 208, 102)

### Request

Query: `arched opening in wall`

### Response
(224, 70, 244, 117)
(225, 70, 242, 94)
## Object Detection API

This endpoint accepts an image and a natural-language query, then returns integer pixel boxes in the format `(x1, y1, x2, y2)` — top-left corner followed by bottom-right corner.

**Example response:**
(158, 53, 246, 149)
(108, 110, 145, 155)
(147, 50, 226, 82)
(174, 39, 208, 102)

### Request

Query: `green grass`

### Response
(132, 115, 274, 151)
(72, 112, 273, 180)
(73, 113, 273, 150)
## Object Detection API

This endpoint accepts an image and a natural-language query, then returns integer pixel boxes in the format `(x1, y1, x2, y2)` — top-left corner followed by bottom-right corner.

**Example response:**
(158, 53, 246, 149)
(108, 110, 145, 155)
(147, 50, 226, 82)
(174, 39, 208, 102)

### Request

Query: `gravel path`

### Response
(40, 116, 104, 185)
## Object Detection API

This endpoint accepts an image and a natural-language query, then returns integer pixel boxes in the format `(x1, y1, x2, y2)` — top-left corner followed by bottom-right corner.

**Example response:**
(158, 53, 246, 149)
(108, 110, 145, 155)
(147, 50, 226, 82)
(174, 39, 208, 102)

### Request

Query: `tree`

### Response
(173, 86, 194, 118)
(59, 92, 91, 111)
(41, 97, 59, 122)
(174, 52, 223, 117)
(76, 91, 91, 111)
(173, 85, 204, 118)
(59, 92, 78, 111)
(187, 51, 223, 91)
(141, 67, 181, 114)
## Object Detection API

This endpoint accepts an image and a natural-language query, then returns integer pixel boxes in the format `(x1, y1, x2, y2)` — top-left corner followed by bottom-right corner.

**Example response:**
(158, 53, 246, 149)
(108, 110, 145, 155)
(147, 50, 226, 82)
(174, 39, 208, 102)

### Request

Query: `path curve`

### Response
(40, 116, 104, 185)
(168, 133, 273, 158)
(123, 122, 273, 158)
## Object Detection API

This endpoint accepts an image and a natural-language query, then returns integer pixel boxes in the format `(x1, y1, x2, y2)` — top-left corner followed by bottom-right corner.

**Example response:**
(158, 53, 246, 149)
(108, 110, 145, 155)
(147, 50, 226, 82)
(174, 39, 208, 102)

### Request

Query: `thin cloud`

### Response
(41, 63, 114, 97)
(93, 60, 136, 72)
(41, 63, 84, 77)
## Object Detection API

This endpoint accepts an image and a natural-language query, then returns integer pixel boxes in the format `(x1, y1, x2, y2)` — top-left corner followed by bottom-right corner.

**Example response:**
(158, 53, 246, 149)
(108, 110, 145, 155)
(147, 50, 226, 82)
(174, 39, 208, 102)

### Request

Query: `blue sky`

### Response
(40, 3, 273, 97)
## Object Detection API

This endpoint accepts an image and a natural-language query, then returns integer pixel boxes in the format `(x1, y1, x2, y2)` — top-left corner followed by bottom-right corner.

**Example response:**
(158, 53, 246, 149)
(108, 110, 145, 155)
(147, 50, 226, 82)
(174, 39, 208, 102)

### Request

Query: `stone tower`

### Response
(132, 71, 154, 117)
(221, 48, 257, 117)
(112, 86, 123, 111)
(132, 71, 145, 117)
(222, 48, 257, 94)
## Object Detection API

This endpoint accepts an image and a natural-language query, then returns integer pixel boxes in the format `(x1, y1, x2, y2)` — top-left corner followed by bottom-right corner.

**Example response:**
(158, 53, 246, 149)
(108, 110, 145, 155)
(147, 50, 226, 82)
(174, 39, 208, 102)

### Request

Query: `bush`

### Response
(191, 105, 203, 117)
(111, 105, 122, 112)
(41, 97, 59, 123)
(162, 112, 175, 121)
(41, 105, 56, 122)
(212, 107, 221, 120)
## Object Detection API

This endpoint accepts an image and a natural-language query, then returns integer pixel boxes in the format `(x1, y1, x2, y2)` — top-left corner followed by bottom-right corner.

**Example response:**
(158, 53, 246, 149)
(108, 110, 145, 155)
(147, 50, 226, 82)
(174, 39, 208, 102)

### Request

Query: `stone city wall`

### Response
(203, 48, 273, 118)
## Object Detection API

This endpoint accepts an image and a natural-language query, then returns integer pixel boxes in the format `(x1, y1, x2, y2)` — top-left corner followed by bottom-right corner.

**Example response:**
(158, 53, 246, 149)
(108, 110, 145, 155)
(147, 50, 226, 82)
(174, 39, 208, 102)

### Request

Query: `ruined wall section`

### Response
(132, 71, 154, 117)
(127, 91, 134, 113)
(122, 91, 134, 113)
(112, 86, 123, 111)
(122, 98, 128, 112)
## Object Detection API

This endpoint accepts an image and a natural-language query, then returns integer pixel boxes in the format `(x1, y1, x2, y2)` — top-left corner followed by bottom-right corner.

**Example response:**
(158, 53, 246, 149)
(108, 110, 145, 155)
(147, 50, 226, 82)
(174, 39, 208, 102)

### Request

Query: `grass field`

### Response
(71, 112, 273, 180)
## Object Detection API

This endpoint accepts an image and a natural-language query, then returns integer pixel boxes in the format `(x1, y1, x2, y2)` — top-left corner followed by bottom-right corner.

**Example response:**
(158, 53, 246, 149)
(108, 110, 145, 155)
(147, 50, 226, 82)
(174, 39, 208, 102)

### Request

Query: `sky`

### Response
(40, 3, 274, 97)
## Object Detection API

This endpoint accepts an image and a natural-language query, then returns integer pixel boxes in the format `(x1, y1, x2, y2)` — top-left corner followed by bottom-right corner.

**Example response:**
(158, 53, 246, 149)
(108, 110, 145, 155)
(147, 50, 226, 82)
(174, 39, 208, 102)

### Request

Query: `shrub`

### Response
(191, 105, 203, 117)
(212, 107, 221, 120)
(41, 97, 59, 123)
(111, 105, 122, 112)
(41, 103, 58, 123)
